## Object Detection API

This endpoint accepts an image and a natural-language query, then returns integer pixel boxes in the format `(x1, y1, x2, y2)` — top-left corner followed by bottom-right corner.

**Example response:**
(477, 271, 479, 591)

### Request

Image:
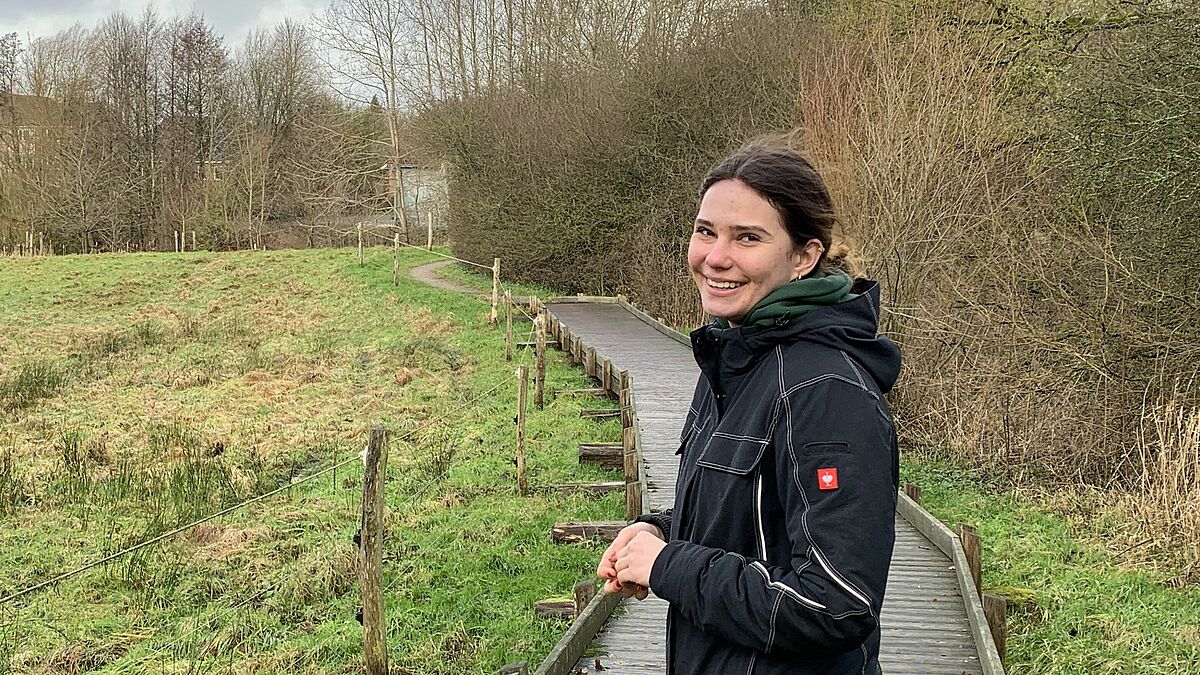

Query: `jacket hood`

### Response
(692, 279, 901, 394)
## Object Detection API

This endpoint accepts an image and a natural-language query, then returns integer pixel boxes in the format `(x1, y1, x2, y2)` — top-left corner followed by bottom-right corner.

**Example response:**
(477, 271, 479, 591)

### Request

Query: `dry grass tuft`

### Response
(1128, 395, 1200, 581)
(393, 367, 426, 387)
(189, 524, 271, 560)
(403, 306, 457, 337)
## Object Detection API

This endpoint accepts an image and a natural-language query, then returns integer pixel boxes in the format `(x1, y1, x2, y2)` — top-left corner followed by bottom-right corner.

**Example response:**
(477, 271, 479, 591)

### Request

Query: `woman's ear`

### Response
(791, 239, 824, 280)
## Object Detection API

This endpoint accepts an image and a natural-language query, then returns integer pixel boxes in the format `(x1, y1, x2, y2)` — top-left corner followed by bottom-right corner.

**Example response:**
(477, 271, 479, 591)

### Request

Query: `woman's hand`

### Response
(614, 531, 668, 589)
(597, 522, 662, 599)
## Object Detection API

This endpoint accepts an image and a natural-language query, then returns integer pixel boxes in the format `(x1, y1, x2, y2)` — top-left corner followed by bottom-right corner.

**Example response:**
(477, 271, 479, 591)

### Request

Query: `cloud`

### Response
(0, 0, 321, 47)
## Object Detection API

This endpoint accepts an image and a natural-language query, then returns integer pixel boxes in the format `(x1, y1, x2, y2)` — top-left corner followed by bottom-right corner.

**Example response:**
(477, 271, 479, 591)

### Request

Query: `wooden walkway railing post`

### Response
(619, 371, 642, 520)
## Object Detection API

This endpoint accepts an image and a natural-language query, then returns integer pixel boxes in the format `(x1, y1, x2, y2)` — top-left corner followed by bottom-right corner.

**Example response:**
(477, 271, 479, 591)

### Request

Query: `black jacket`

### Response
(638, 281, 901, 675)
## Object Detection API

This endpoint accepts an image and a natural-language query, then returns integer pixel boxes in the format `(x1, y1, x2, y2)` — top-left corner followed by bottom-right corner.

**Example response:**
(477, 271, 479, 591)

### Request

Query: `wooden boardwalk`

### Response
(544, 299, 1001, 675)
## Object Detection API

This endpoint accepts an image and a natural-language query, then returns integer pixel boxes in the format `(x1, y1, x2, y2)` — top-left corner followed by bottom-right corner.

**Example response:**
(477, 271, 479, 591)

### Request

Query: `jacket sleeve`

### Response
(634, 509, 672, 539)
(648, 380, 897, 656)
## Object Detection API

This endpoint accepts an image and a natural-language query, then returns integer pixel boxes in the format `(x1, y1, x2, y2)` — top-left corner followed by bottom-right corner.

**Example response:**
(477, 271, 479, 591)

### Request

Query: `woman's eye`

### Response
(738, 233, 760, 242)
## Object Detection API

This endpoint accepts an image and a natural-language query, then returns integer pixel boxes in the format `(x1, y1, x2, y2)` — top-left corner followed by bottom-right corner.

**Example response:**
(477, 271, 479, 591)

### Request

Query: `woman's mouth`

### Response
(706, 278, 746, 290)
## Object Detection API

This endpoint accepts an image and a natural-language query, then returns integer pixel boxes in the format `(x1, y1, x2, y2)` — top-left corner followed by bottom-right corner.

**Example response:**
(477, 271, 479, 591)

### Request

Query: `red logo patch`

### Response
(817, 468, 838, 491)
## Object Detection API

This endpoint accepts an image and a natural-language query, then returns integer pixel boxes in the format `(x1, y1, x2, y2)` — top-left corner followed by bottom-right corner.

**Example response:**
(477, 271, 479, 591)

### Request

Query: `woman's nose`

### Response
(705, 236, 734, 269)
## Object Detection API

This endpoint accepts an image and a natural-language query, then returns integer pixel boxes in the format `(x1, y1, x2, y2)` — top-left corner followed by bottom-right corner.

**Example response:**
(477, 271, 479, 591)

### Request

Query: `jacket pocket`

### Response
(696, 432, 770, 476)
(803, 440, 852, 456)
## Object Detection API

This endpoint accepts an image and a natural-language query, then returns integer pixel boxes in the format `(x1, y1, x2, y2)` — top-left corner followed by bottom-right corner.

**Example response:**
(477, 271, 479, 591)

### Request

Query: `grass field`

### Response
(3, 249, 1199, 674)
(0, 247, 624, 673)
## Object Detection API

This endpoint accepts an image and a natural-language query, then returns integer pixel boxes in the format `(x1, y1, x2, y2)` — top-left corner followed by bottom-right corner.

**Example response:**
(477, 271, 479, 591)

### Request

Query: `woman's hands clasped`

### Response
(596, 522, 667, 600)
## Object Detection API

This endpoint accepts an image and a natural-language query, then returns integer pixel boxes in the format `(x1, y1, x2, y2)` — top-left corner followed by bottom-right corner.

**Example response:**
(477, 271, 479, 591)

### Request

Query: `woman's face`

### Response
(688, 179, 821, 325)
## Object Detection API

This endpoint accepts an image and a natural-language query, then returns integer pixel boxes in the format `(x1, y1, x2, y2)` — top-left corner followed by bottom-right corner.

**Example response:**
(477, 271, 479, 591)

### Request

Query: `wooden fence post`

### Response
(983, 592, 1007, 663)
(957, 524, 982, 594)
(357, 223, 364, 265)
(505, 290, 514, 361)
(490, 258, 501, 326)
(623, 425, 640, 520)
(360, 426, 389, 675)
(534, 308, 546, 409)
(574, 579, 597, 615)
(174, 231, 179, 253)
(426, 212, 433, 250)
(392, 233, 400, 286)
(904, 483, 922, 504)
(191, 231, 197, 251)
(516, 366, 529, 495)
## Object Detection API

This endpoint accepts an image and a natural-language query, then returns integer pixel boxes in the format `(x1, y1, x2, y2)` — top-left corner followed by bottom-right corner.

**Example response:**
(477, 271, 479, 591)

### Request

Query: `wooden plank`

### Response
(551, 521, 627, 544)
(534, 600, 575, 619)
(580, 408, 621, 420)
(541, 481, 626, 496)
(554, 387, 608, 397)
(579, 443, 623, 470)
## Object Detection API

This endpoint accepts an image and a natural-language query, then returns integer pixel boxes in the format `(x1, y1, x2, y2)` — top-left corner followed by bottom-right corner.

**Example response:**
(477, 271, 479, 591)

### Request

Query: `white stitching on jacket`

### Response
(840, 350, 869, 390)
(712, 431, 771, 443)
(749, 561, 826, 610)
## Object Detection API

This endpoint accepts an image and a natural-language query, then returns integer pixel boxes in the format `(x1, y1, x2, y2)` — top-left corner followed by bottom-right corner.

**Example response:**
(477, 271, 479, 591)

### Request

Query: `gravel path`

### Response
(409, 260, 480, 294)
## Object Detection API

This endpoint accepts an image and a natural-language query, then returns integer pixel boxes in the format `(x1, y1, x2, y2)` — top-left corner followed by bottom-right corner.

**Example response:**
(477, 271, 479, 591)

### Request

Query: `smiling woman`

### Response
(597, 138, 901, 675)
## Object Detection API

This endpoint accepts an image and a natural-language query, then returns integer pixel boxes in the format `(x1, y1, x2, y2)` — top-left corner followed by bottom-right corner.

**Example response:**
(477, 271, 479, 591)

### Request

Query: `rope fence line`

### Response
(395, 239, 493, 270)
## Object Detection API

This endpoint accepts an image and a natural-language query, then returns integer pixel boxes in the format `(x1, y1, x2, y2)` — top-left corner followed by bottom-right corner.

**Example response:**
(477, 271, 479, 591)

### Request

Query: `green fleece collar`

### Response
(716, 269, 854, 328)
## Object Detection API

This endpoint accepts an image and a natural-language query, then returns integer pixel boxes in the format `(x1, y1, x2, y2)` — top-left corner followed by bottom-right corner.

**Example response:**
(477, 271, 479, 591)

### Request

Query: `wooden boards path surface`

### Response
(545, 300, 985, 674)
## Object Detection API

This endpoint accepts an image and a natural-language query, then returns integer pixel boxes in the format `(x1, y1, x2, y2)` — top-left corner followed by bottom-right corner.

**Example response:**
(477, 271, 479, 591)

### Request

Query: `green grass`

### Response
(902, 458, 1200, 673)
(0, 247, 625, 674)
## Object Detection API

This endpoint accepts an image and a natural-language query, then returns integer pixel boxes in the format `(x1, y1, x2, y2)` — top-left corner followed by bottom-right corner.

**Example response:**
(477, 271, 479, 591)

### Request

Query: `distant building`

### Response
(382, 162, 450, 233)
(0, 93, 60, 159)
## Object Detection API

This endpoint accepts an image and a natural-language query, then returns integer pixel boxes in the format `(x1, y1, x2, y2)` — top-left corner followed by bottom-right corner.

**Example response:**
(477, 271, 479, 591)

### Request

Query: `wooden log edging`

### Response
(896, 491, 1006, 674)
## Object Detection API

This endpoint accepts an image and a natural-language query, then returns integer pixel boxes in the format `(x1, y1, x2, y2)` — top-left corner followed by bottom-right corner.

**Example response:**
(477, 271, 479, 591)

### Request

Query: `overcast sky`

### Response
(0, 0, 324, 46)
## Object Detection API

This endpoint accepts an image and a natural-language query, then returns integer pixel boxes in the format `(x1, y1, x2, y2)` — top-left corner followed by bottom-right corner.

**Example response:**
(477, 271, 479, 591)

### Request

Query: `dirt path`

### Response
(409, 260, 480, 294)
